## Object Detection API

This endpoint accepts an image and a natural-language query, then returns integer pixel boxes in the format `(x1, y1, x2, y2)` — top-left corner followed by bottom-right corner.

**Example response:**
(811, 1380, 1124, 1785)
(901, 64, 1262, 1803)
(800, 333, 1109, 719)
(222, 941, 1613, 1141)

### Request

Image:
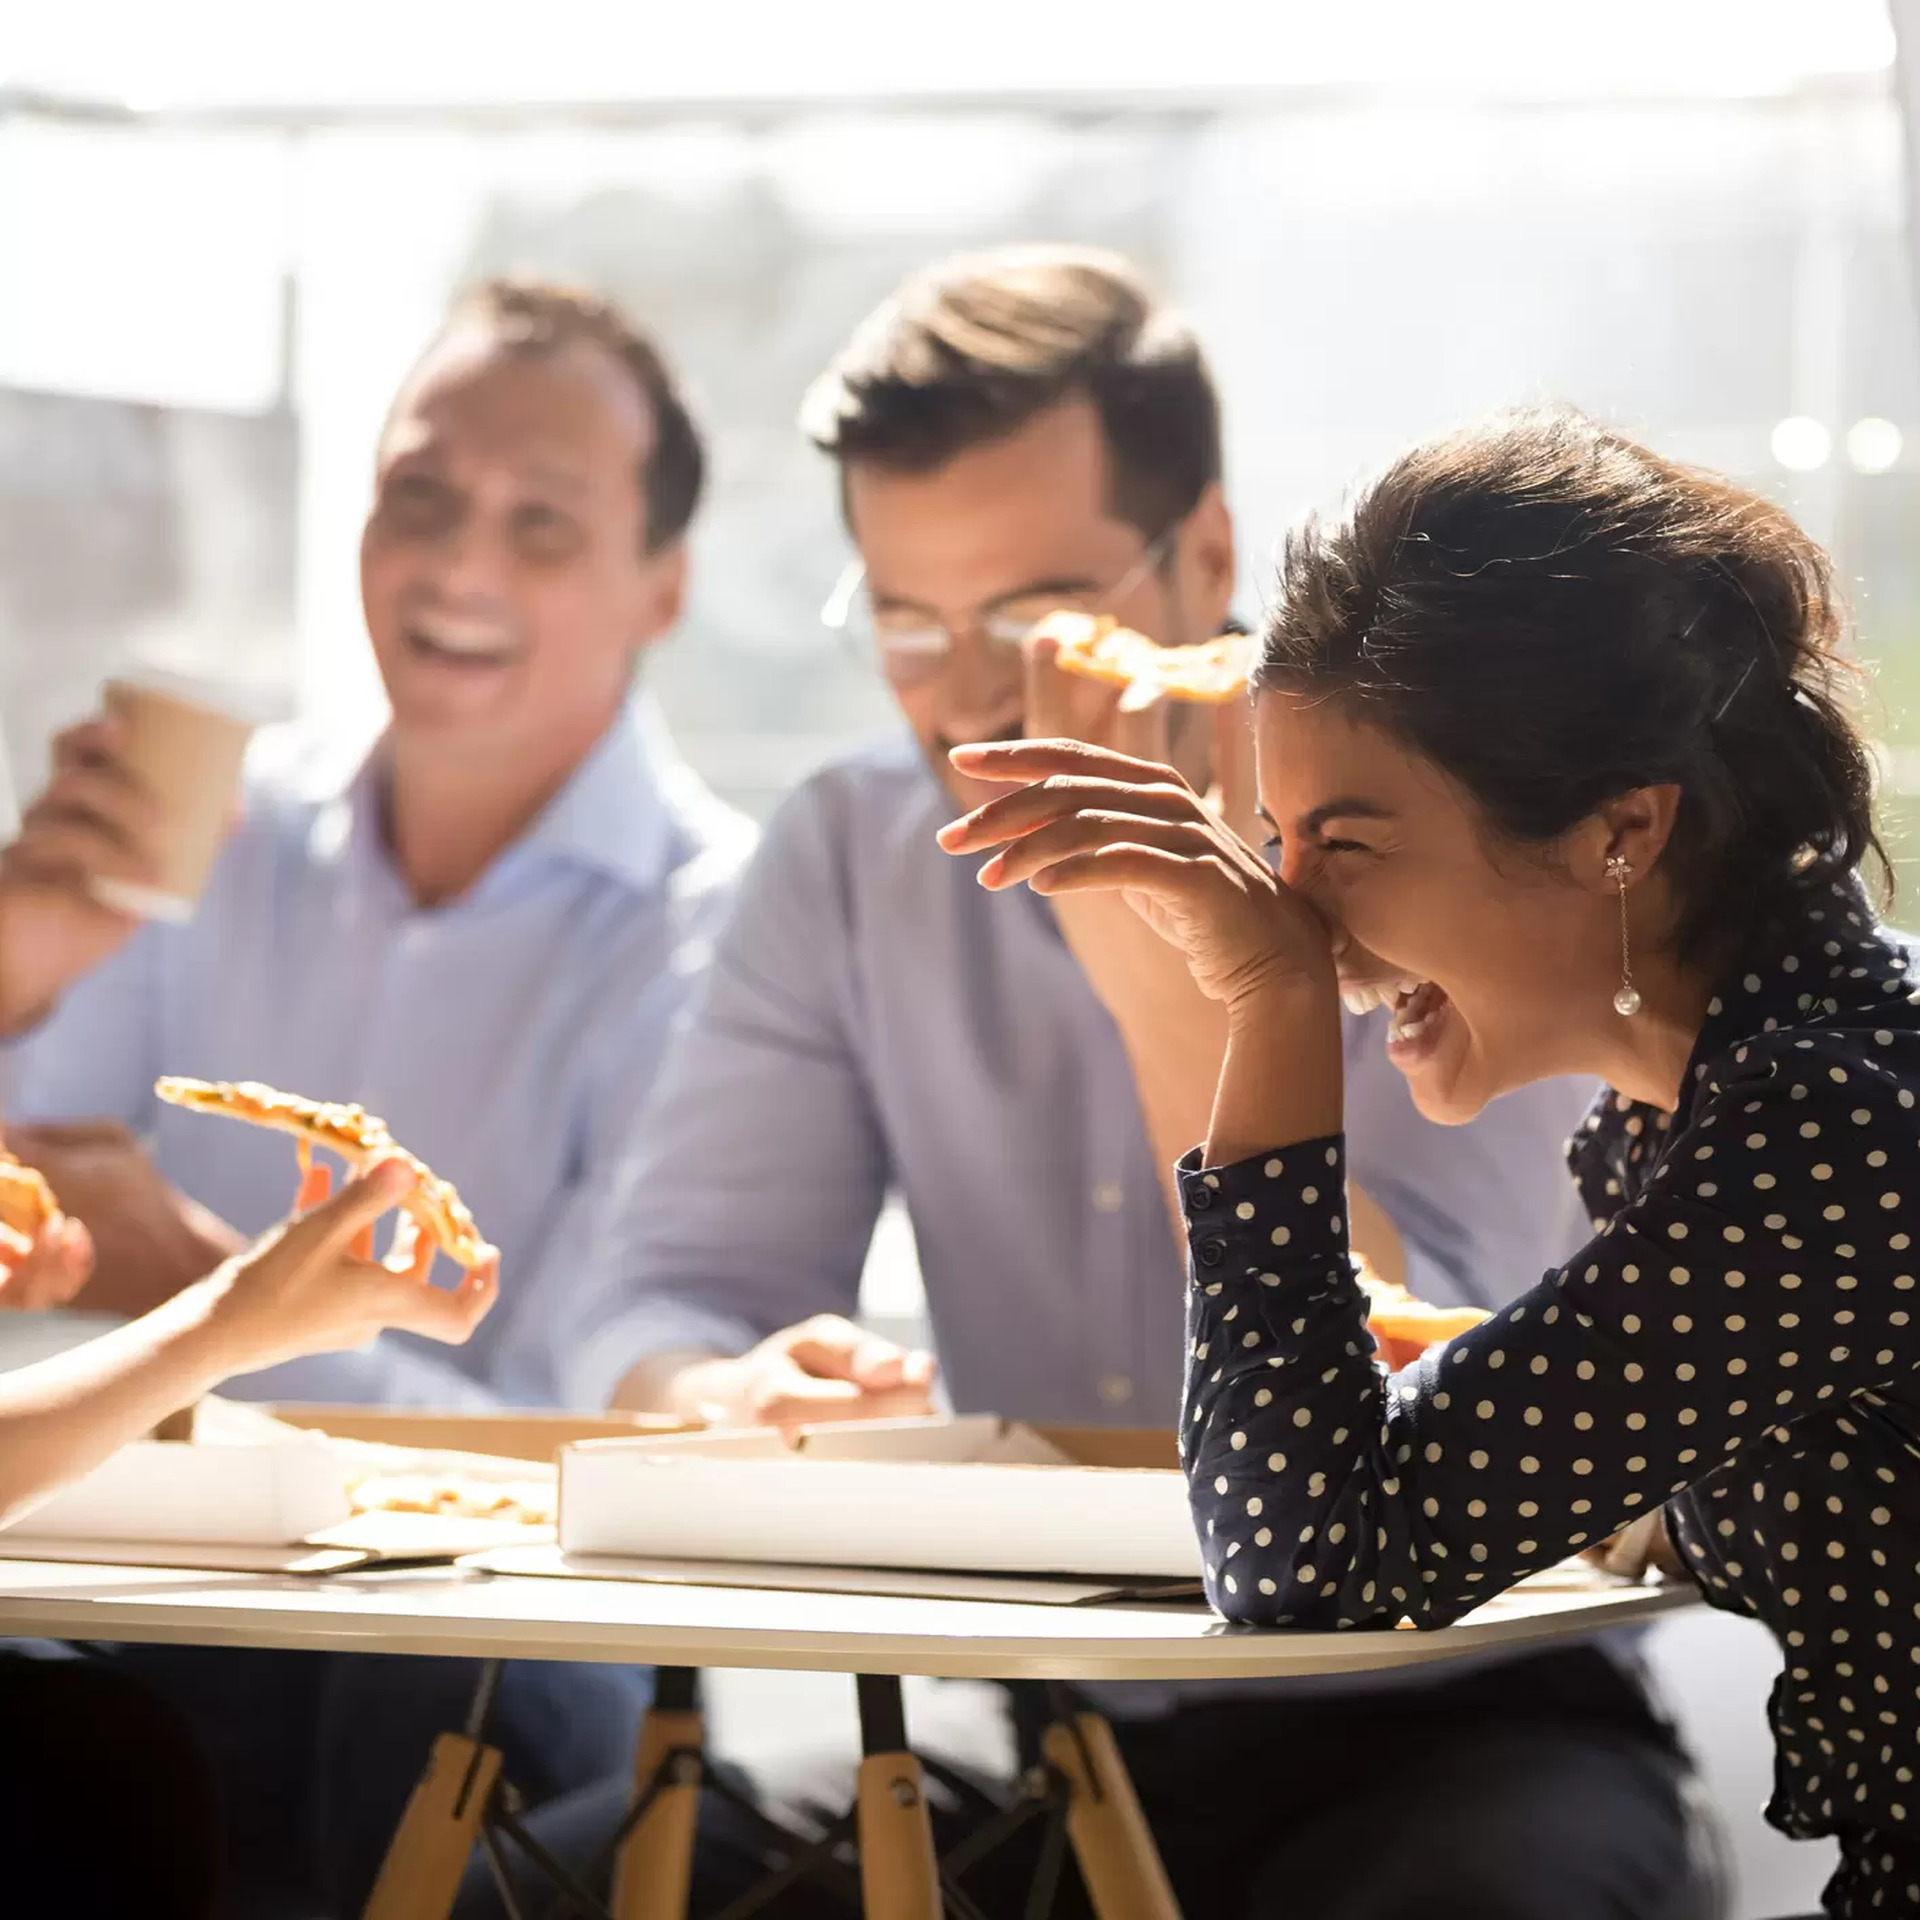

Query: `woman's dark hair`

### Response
(1259, 405, 1889, 967)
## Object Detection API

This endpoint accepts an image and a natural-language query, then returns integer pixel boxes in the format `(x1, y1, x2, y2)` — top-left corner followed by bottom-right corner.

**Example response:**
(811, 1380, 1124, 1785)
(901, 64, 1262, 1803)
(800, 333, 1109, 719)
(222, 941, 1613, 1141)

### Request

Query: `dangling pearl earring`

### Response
(1607, 855, 1641, 1017)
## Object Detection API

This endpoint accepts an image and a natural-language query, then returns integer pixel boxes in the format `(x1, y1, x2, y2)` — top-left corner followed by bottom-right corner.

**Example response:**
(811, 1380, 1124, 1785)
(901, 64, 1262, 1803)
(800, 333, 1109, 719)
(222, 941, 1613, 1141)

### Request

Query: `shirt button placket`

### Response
(1086, 1172, 1142, 1418)
(359, 917, 433, 1116)
(1083, 1012, 1172, 1424)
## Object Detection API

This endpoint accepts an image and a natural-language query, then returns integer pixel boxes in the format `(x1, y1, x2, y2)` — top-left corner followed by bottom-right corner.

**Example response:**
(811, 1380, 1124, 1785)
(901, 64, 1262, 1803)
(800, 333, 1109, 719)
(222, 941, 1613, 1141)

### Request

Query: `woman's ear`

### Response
(1570, 784, 1682, 890)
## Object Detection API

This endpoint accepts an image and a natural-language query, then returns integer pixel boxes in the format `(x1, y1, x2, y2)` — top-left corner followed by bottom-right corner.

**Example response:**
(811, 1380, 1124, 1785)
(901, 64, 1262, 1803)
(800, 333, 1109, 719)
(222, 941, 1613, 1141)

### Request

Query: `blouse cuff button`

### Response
(1188, 1185, 1215, 1211)
(1196, 1237, 1227, 1268)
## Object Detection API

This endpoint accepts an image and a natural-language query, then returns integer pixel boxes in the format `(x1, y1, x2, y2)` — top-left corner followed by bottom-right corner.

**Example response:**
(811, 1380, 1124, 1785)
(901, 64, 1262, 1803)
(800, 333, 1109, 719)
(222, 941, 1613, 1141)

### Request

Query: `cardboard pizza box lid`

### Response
(0, 1400, 687, 1560)
(558, 1413, 1201, 1580)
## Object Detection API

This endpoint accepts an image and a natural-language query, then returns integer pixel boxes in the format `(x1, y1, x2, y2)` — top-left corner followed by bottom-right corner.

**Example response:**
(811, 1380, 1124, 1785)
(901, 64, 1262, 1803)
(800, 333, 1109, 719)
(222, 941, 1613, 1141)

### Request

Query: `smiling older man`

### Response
(0, 277, 751, 1916)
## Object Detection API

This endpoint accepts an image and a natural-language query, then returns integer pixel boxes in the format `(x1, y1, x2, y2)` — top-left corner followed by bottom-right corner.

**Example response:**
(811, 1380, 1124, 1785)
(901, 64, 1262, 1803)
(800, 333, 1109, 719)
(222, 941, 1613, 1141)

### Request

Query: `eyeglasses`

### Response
(820, 533, 1174, 690)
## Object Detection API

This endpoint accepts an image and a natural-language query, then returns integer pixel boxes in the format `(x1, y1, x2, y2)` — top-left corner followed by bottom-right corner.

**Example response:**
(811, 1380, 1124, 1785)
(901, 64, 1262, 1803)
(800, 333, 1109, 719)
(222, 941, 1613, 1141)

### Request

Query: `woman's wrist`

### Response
(1222, 964, 1339, 1036)
(1207, 974, 1344, 1167)
(168, 1259, 266, 1380)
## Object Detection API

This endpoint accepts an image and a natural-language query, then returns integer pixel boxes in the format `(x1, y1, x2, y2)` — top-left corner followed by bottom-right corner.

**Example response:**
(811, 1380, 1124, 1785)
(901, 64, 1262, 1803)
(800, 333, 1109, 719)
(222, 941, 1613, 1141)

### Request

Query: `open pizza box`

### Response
(533, 1414, 1207, 1605)
(0, 1398, 689, 1574)
(513, 1413, 1664, 1615)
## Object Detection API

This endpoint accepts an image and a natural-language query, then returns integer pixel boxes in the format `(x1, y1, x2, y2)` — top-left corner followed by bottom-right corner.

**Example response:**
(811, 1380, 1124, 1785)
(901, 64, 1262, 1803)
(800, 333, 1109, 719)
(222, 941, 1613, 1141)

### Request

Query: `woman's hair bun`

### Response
(1259, 405, 1886, 965)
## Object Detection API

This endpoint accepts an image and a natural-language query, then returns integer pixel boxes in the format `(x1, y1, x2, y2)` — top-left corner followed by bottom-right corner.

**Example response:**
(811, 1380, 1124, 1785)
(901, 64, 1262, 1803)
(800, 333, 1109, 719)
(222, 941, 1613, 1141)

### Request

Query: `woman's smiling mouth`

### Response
(1386, 981, 1452, 1066)
(1340, 975, 1454, 1066)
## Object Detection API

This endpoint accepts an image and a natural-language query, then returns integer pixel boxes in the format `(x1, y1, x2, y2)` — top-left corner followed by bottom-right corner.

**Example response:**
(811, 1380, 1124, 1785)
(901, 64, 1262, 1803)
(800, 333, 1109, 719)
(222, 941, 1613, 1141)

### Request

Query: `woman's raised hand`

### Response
(200, 1157, 497, 1375)
(936, 738, 1336, 1017)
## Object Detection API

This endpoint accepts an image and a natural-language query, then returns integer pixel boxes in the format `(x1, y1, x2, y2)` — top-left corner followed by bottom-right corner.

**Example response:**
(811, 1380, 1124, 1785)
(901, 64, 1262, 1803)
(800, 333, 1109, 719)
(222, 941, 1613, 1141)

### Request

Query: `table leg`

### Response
(362, 1730, 503, 1920)
(1042, 1711, 1182, 1920)
(362, 1657, 507, 1920)
(854, 1674, 941, 1920)
(613, 1666, 704, 1920)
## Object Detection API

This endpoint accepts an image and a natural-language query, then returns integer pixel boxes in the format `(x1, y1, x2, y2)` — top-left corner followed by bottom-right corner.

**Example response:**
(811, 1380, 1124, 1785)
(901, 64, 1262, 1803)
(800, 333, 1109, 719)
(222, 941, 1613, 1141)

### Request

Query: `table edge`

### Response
(0, 1567, 1697, 1681)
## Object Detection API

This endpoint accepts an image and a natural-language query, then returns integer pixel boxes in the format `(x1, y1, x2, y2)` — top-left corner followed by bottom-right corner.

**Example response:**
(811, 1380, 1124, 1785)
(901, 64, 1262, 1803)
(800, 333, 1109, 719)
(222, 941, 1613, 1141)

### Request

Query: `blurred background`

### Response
(5, 5, 1919, 1910)
(4, 1, 1918, 833)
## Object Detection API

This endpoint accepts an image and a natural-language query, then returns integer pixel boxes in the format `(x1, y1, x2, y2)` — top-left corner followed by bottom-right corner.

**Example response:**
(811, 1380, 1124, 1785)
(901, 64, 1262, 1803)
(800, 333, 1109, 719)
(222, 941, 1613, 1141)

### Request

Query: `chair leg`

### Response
(362, 1731, 502, 1920)
(854, 1674, 941, 1920)
(1042, 1712, 1182, 1920)
(856, 1752, 941, 1920)
(613, 1666, 705, 1920)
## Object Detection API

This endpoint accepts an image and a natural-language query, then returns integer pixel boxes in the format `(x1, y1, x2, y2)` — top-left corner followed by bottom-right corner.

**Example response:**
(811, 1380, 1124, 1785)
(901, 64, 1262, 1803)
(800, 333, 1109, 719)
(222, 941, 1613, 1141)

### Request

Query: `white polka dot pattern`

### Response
(1176, 882, 1920, 1918)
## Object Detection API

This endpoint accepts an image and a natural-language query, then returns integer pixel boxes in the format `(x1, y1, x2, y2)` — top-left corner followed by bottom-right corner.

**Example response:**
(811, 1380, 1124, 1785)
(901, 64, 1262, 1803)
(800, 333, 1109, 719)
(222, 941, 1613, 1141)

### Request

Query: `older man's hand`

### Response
(0, 1210, 93, 1311)
(0, 714, 167, 1037)
(4, 1122, 244, 1321)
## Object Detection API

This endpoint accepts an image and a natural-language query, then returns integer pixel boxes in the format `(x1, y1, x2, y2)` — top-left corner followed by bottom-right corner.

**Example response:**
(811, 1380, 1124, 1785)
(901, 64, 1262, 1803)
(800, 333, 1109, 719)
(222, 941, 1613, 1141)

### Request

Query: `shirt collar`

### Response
(1682, 873, 1901, 1089)
(512, 693, 691, 893)
(313, 692, 694, 904)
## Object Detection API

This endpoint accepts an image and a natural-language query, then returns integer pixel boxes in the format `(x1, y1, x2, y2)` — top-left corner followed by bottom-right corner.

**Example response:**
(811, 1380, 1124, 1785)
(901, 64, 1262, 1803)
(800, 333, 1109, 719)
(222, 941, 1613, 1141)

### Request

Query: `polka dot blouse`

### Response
(1178, 881, 1920, 1918)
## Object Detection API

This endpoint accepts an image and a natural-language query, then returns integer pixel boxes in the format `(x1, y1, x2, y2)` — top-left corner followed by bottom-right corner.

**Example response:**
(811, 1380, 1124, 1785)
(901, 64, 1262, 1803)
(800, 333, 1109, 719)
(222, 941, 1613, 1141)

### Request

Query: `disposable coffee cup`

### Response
(89, 671, 259, 924)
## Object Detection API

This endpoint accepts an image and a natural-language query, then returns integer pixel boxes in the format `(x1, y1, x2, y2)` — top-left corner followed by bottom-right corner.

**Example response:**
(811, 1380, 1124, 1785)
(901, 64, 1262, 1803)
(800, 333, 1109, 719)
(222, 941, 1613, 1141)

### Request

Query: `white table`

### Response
(0, 1556, 1693, 1919)
(0, 1554, 1685, 1676)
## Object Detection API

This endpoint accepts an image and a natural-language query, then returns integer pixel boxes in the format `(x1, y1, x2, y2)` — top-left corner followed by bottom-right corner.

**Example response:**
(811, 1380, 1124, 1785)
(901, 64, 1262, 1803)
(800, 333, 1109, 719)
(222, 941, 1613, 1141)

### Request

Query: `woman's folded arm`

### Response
(1182, 1034, 1920, 1628)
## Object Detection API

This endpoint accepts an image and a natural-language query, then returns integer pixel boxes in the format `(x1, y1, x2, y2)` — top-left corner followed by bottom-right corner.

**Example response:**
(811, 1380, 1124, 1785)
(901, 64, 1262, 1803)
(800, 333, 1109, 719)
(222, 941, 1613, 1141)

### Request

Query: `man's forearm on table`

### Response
(562, 1285, 765, 1412)
(66, 1195, 247, 1324)
(609, 1347, 725, 1417)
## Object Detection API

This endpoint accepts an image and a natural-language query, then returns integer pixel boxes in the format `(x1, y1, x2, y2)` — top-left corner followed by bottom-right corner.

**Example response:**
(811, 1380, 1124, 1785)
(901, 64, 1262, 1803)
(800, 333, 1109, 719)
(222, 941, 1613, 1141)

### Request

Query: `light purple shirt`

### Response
(582, 735, 1599, 1427)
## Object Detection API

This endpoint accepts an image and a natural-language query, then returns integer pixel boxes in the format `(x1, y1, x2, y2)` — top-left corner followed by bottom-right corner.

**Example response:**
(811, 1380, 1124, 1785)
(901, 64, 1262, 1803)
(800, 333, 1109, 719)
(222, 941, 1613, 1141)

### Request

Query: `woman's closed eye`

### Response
(1262, 826, 1373, 875)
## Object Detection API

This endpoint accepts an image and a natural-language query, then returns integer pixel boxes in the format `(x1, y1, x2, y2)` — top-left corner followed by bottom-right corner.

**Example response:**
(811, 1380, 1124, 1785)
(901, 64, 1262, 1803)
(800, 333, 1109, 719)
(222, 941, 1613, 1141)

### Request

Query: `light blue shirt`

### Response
(585, 737, 1600, 1425)
(1, 696, 754, 1409)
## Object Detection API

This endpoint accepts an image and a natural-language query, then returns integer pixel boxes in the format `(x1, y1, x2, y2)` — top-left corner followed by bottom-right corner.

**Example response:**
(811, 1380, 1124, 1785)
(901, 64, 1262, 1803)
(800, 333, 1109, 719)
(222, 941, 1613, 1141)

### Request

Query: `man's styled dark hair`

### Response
(436, 277, 705, 552)
(802, 245, 1222, 538)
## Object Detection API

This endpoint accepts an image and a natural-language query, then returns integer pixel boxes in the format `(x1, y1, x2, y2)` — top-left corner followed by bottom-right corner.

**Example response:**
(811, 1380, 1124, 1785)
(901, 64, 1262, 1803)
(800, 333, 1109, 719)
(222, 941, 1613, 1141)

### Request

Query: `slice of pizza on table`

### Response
(1358, 1272, 1490, 1371)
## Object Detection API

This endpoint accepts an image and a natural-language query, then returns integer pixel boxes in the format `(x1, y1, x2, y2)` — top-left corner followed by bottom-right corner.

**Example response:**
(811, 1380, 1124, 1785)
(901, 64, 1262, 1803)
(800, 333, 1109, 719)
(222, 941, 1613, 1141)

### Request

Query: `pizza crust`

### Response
(153, 1077, 487, 1267)
(1040, 612, 1254, 710)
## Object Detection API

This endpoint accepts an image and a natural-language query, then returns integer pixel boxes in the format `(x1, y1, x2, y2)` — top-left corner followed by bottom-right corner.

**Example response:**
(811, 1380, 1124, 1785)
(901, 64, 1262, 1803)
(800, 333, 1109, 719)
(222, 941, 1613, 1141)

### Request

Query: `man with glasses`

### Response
(550, 247, 1712, 1918)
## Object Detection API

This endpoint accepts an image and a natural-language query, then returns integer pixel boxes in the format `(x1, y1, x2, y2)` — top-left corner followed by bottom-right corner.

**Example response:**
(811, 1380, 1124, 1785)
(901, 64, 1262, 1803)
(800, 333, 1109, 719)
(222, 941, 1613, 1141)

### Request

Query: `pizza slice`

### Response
(1040, 612, 1255, 712)
(1357, 1272, 1491, 1371)
(0, 1154, 58, 1241)
(153, 1077, 488, 1268)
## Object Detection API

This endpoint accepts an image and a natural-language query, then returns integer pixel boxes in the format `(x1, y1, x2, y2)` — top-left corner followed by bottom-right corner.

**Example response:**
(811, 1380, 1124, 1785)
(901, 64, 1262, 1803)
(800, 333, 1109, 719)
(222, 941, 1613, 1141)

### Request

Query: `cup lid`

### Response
(103, 667, 277, 726)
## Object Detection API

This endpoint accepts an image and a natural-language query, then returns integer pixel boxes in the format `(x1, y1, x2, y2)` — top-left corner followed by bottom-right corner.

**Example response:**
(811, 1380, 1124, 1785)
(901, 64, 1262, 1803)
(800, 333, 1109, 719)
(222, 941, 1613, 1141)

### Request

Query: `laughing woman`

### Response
(940, 406, 1920, 1918)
